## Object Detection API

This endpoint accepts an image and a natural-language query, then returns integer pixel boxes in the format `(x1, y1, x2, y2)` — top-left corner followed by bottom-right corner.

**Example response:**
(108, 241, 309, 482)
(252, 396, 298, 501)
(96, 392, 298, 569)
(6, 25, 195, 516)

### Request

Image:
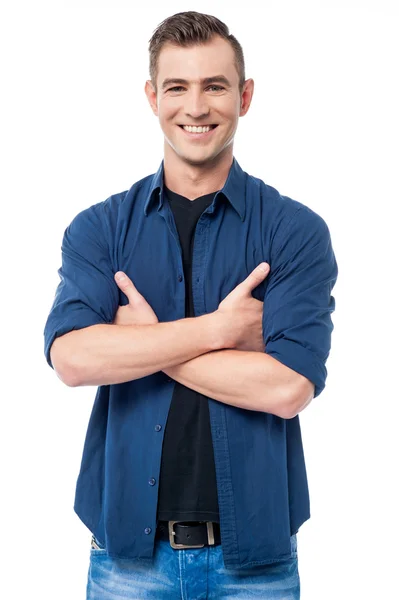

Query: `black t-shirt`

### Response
(156, 186, 220, 523)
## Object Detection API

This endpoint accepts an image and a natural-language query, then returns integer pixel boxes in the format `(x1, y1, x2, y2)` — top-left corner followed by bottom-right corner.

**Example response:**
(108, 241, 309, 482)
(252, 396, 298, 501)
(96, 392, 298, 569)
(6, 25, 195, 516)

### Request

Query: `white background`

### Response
(1, 0, 398, 598)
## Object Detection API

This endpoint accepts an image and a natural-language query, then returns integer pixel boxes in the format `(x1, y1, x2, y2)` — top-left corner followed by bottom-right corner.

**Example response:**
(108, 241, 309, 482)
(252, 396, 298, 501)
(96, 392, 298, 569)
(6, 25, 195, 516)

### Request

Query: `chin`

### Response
(175, 147, 222, 166)
(179, 154, 215, 167)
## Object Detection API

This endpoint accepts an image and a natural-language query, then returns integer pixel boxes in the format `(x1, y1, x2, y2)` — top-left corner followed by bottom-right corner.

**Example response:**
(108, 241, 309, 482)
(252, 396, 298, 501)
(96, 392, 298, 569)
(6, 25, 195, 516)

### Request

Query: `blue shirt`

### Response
(44, 158, 338, 569)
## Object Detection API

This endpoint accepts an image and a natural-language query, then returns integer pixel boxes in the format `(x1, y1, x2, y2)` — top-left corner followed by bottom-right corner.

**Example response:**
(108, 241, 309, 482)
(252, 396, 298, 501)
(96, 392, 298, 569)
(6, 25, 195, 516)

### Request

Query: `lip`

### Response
(178, 124, 218, 140)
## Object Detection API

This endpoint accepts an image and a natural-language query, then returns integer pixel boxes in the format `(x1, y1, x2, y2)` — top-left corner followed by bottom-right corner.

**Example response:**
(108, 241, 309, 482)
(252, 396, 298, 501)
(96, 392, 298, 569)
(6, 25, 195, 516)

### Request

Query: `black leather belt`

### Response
(156, 520, 221, 549)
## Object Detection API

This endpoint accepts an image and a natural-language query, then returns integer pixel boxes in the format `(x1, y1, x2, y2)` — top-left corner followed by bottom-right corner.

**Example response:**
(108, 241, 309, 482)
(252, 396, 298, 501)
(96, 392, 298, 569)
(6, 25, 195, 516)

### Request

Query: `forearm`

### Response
(163, 349, 297, 418)
(51, 313, 224, 387)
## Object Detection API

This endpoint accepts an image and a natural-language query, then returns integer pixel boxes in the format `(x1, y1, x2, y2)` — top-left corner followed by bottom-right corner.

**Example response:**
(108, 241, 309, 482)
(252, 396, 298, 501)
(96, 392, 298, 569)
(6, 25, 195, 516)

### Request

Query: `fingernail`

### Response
(258, 263, 269, 272)
(115, 272, 126, 281)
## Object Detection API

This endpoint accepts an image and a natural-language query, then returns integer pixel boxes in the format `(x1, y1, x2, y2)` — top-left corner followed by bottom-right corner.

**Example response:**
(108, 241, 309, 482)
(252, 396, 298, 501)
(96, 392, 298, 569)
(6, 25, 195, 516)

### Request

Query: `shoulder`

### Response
(66, 190, 128, 232)
(67, 171, 157, 235)
(247, 172, 330, 246)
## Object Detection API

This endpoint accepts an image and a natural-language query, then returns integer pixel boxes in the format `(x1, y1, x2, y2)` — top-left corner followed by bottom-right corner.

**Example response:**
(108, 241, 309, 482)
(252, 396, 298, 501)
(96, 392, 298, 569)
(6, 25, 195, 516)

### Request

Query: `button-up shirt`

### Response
(43, 158, 338, 569)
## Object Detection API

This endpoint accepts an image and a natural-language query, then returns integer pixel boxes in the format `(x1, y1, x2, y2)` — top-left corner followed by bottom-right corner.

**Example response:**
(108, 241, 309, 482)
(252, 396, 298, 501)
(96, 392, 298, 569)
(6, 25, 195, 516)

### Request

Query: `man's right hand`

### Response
(216, 263, 270, 353)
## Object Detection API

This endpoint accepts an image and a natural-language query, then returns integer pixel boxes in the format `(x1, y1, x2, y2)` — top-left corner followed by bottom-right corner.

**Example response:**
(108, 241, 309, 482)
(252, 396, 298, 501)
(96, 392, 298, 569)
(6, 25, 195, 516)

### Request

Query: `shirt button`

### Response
(149, 478, 156, 486)
(144, 527, 152, 535)
(178, 274, 183, 282)
(155, 424, 162, 432)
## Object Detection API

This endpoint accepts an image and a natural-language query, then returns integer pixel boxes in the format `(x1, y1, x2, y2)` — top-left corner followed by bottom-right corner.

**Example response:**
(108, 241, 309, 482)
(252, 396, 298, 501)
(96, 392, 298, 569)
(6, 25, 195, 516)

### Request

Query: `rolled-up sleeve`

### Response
(263, 206, 338, 398)
(44, 203, 119, 369)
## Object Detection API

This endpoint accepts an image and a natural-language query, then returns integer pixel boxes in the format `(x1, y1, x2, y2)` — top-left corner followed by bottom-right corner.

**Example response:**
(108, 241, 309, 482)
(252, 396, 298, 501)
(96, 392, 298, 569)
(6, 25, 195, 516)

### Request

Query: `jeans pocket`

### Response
(90, 534, 106, 552)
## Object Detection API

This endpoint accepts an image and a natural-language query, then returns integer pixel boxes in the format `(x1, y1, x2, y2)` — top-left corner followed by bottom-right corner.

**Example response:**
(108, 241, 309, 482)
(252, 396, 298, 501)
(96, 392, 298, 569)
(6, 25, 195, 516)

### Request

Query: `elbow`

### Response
(282, 378, 315, 419)
(277, 398, 297, 420)
(277, 395, 302, 420)
(50, 336, 83, 387)
(52, 357, 82, 388)
(264, 386, 295, 419)
(60, 368, 81, 388)
(281, 403, 299, 420)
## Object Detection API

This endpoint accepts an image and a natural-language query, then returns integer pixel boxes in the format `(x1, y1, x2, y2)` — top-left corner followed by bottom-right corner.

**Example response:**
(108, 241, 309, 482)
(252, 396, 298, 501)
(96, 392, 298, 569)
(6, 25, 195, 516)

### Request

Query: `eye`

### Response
(207, 85, 224, 92)
(167, 86, 185, 92)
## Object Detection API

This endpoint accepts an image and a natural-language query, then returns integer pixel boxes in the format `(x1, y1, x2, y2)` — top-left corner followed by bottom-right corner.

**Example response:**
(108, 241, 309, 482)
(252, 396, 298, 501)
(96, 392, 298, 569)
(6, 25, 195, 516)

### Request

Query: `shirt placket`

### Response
(191, 207, 240, 567)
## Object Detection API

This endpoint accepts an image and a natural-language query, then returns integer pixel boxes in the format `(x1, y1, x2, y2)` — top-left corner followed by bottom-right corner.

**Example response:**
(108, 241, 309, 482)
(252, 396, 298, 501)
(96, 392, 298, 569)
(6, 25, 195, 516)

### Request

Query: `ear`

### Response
(239, 78, 254, 117)
(145, 80, 159, 116)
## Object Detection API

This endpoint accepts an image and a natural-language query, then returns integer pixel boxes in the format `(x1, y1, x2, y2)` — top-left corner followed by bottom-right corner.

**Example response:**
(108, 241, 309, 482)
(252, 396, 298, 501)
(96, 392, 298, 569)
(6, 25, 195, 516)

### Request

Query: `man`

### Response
(44, 10, 338, 599)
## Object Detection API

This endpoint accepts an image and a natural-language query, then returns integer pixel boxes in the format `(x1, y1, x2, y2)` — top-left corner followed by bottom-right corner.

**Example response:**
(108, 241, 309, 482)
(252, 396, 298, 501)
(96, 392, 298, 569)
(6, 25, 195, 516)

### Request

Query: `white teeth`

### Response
(182, 125, 213, 133)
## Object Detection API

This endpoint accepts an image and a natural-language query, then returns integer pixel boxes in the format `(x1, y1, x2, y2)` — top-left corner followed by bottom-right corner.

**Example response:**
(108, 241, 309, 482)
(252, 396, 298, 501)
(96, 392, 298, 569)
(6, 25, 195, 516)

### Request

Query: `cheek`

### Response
(215, 102, 239, 127)
(158, 100, 179, 122)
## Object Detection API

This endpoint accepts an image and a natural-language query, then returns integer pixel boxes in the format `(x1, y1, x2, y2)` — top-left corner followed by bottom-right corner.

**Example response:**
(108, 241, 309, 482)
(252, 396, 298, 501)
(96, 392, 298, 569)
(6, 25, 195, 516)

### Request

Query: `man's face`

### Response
(145, 35, 253, 167)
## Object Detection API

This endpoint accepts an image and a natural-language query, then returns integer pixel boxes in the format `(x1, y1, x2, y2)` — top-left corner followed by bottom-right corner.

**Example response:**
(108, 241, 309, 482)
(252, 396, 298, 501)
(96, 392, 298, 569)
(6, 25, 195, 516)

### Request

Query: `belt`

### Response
(156, 520, 221, 549)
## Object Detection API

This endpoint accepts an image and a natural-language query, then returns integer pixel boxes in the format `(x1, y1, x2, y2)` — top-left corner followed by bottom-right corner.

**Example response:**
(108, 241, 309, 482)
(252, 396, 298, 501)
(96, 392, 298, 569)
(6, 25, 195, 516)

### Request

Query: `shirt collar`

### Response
(144, 157, 246, 221)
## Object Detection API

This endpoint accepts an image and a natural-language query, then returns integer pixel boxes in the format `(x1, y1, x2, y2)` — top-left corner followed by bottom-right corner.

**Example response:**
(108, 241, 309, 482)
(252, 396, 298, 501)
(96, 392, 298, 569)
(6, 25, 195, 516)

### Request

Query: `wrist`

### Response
(205, 311, 234, 351)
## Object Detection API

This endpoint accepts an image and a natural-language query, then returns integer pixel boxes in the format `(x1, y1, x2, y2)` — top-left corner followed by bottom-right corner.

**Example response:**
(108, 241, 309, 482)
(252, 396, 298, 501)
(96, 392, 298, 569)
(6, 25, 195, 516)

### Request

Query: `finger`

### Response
(240, 263, 270, 294)
(114, 271, 143, 304)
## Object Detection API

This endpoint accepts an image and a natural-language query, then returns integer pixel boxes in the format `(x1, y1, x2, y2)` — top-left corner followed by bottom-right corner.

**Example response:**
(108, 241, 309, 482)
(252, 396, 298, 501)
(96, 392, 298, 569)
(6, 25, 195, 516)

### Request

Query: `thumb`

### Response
(114, 271, 143, 304)
(241, 263, 270, 294)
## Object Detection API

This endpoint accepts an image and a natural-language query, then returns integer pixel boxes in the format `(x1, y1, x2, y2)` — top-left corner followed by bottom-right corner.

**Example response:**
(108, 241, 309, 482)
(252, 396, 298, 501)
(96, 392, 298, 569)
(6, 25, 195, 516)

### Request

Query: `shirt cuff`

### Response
(265, 338, 327, 398)
(44, 314, 107, 369)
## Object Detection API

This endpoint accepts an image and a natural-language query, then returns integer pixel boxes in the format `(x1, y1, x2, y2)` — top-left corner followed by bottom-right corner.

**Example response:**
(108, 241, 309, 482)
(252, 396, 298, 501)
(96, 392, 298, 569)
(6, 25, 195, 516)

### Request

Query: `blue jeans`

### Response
(86, 534, 300, 599)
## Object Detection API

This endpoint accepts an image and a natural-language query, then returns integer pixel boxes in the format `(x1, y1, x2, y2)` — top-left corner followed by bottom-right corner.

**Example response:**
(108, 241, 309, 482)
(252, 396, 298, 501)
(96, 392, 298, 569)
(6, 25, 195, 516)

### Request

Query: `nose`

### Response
(184, 88, 210, 120)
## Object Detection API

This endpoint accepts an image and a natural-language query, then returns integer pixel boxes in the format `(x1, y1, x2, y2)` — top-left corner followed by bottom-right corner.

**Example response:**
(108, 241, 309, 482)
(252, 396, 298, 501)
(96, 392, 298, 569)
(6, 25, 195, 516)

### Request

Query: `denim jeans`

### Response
(86, 533, 300, 599)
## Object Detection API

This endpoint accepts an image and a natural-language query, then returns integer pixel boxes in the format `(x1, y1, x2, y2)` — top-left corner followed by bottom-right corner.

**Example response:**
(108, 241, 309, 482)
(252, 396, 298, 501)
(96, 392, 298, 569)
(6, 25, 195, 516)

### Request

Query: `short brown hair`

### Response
(148, 11, 245, 93)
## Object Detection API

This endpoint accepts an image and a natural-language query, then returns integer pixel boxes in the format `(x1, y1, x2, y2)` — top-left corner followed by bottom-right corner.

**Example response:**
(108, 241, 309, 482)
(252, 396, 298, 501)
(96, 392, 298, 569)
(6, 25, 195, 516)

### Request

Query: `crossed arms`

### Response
(46, 205, 337, 421)
(50, 262, 314, 420)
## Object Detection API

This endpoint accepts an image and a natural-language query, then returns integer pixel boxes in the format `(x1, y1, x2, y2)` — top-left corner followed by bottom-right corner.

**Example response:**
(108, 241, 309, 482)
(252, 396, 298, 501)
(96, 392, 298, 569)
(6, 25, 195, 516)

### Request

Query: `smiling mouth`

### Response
(178, 124, 218, 133)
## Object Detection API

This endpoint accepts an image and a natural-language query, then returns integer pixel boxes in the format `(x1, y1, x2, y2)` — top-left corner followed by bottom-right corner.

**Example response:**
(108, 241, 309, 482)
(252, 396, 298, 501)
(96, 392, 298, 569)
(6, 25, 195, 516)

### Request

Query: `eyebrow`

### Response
(161, 76, 232, 90)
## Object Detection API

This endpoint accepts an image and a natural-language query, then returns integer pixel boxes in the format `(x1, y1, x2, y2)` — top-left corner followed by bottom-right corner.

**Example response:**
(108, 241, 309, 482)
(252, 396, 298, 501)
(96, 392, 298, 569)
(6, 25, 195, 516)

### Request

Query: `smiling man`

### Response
(44, 11, 338, 600)
(147, 34, 249, 190)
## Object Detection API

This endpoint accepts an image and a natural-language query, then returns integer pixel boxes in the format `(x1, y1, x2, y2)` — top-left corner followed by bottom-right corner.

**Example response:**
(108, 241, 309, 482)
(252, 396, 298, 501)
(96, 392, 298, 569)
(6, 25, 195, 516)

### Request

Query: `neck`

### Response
(163, 145, 233, 200)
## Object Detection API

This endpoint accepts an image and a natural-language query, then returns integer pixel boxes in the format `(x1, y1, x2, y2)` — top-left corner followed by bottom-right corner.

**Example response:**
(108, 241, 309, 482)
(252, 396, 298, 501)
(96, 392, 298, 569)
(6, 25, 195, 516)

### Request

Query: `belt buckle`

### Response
(168, 521, 215, 549)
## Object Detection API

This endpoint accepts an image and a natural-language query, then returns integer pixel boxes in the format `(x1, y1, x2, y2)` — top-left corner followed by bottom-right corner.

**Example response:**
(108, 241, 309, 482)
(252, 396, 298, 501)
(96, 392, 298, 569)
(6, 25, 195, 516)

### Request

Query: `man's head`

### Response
(145, 11, 254, 168)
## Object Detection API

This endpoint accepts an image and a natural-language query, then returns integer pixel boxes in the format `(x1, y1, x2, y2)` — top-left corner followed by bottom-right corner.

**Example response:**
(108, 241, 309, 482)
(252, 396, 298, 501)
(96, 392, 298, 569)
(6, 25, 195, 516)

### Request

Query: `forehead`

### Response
(157, 36, 238, 83)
